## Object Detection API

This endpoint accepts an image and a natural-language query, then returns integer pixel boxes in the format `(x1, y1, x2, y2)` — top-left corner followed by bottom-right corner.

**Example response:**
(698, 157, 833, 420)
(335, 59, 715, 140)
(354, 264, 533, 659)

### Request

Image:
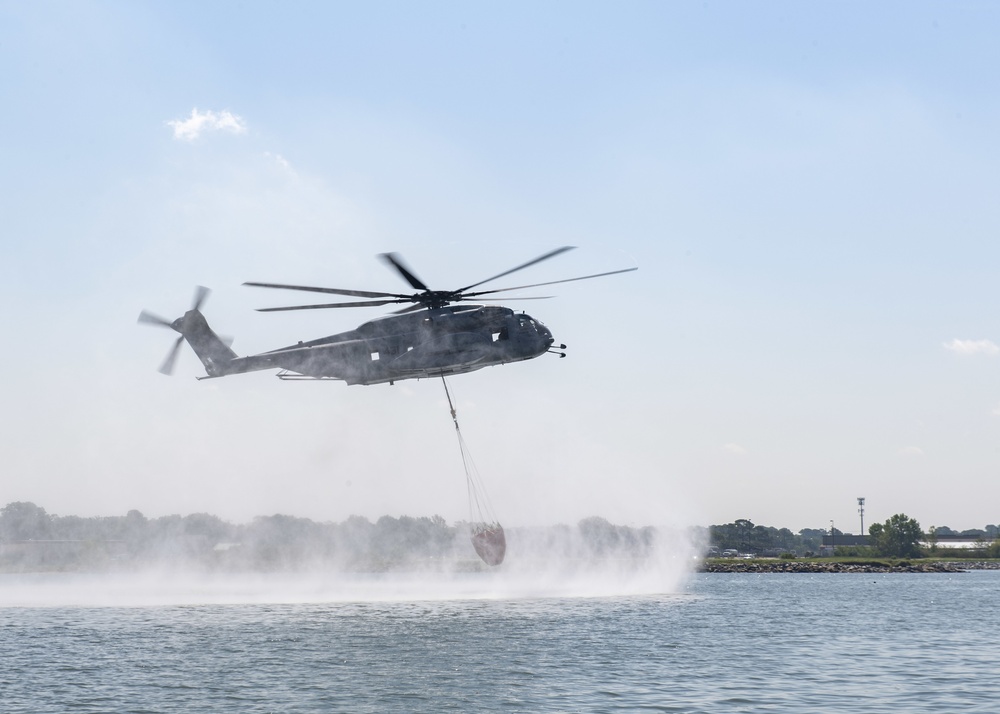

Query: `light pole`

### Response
(830, 520, 835, 556)
(858, 497, 866, 534)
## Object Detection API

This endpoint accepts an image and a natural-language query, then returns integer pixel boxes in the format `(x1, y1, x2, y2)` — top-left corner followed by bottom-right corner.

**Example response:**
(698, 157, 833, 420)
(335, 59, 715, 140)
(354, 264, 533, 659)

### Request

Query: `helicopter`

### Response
(138, 247, 636, 386)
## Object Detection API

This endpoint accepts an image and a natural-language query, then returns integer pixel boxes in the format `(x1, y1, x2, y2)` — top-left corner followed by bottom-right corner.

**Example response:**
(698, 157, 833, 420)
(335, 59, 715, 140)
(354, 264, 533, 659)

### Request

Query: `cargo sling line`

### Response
(441, 375, 506, 566)
(441, 376, 497, 527)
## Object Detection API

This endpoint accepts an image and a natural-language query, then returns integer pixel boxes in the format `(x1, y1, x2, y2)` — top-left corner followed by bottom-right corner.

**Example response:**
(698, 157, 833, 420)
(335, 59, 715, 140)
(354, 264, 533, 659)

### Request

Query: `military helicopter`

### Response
(138, 247, 635, 386)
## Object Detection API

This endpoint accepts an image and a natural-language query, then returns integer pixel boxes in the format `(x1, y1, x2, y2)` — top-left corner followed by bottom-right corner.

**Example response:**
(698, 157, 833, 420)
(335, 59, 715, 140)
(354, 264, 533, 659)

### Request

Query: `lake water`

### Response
(1, 569, 997, 713)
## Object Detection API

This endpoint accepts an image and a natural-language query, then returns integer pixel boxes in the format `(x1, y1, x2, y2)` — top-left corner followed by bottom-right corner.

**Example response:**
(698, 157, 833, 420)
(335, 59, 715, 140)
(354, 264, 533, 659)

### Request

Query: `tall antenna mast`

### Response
(858, 497, 866, 534)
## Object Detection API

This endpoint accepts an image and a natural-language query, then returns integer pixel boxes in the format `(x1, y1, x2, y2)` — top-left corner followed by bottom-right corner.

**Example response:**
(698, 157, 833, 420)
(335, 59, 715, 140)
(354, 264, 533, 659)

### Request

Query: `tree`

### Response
(798, 528, 826, 554)
(708, 521, 822, 555)
(579, 516, 621, 555)
(710, 519, 758, 552)
(926, 525, 938, 553)
(869, 513, 923, 558)
(0, 502, 52, 540)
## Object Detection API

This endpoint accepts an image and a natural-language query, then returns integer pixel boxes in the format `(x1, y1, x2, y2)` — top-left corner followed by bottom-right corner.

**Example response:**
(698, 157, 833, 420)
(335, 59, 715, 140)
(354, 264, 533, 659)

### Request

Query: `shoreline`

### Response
(700, 560, 1000, 573)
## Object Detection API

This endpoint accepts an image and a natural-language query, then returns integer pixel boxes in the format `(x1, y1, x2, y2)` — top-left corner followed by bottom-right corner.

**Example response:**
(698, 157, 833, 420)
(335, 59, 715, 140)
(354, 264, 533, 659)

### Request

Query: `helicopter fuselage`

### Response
(141, 247, 632, 383)
(190, 304, 556, 385)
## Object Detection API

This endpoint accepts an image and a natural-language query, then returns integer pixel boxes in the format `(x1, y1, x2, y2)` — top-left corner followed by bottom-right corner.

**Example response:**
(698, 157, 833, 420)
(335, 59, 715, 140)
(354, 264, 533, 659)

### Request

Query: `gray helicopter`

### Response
(138, 247, 635, 386)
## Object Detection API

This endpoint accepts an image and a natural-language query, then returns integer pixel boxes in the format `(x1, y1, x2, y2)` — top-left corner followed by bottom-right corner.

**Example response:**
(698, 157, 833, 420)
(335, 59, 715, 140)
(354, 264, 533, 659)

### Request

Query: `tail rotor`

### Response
(157, 335, 184, 376)
(137, 286, 211, 376)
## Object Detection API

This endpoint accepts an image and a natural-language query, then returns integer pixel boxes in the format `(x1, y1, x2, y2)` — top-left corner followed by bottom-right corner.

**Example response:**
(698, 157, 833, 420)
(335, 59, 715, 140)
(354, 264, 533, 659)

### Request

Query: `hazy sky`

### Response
(2, 2, 998, 533)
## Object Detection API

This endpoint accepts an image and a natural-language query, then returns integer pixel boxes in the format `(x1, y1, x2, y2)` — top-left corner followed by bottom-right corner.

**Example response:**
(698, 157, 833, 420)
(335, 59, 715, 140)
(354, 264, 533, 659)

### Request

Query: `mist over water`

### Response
(0, 525, 701, 608)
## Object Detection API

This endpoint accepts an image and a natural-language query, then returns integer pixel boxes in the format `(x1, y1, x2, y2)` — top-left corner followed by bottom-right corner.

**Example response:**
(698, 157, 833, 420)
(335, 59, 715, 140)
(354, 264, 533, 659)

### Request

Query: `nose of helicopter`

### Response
(535, 323, 557, 357)
(533, 321, 567, 358)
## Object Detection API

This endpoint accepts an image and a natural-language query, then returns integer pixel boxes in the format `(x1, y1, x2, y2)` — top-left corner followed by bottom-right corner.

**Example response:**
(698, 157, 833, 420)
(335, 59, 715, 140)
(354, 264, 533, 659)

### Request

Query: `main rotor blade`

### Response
(379, 253, 429, 291)
(390, 303, 430, 315)
(159, 336, 184, 375)
(462, 266, 638, 298)
(457, 246, 576, 292)
(138, 310, 174, 328)
(458, 295, 554, 301)
(256, 298, 410, 312)
(243, 281, 407, 300)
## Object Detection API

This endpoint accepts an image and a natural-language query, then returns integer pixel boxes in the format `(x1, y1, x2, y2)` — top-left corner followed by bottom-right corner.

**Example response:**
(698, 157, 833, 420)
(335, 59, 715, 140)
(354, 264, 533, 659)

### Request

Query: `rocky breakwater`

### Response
(701, 560, 976, 573)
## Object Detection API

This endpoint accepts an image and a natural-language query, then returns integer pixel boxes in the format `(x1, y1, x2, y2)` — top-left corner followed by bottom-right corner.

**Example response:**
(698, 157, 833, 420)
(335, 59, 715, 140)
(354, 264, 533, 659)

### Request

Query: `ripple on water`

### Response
(1, 572, 999, 713)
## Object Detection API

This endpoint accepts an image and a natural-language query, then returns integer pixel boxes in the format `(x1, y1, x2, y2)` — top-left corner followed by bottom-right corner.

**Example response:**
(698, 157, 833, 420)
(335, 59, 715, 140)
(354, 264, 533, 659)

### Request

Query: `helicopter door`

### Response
(499, 315, 530, 353)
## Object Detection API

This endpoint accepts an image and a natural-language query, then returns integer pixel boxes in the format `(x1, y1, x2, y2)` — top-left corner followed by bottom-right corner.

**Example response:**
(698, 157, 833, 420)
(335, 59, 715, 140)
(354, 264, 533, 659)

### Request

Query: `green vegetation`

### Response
(868, 513, 923, 558)
(708, 518, 825, 557)
(832, 545, 877, 558)
(707, 514, 1000, 561)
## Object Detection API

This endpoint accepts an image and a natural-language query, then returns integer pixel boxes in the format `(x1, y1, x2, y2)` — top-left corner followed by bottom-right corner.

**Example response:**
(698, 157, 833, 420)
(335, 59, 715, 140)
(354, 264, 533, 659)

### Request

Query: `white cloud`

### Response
(167, 108, 247, 141)
(264, 151, 294, 173)
(943, 338, 999, 356)
(723, 443, 747, 456)
(898, 446, 924, 458)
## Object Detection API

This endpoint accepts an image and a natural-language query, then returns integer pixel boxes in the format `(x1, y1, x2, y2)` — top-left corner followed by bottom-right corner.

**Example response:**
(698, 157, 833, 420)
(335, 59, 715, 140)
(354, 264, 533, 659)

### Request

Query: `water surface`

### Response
(1, 571, 995, 712)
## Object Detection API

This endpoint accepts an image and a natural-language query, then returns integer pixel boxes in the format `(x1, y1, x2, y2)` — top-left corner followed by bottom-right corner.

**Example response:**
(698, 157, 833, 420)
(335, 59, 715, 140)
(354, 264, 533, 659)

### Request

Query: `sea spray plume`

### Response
(497, 518, 704, 597)
(1, 503, 700, 602)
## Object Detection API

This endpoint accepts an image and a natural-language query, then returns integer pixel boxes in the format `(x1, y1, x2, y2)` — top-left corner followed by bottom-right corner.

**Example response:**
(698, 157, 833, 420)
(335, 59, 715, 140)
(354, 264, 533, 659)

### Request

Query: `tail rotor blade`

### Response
(138, 310, 174, 328)
(140, 285, 210, 375)
(191, 285, 210, 312)
(159, 336, 184, 375)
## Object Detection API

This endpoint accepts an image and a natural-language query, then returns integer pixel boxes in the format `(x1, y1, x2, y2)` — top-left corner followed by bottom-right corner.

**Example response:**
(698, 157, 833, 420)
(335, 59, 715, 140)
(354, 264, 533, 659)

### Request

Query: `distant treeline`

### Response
(709, 520, 819, 555)
(0, 502, 674, 573)
(709, 518, 1000, 557)
(8, 503, 995, 573)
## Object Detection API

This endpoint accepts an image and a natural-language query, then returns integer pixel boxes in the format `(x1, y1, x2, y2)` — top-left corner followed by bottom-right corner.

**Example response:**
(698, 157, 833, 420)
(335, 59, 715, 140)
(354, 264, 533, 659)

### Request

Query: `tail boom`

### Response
(173, 310, 239, 377)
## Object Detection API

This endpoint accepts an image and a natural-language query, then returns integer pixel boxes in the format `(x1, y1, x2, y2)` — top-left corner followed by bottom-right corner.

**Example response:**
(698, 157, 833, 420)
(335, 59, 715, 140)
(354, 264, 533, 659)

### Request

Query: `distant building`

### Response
(820, 534, 868, 556)
(818, 533, 992, 555)
(821, 535, 869, 547)
(922, 535, 993, 550)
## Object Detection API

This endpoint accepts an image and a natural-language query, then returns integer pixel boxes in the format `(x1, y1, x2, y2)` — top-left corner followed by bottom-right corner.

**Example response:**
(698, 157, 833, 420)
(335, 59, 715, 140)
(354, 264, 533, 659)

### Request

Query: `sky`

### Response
(2, 1, 999, 533)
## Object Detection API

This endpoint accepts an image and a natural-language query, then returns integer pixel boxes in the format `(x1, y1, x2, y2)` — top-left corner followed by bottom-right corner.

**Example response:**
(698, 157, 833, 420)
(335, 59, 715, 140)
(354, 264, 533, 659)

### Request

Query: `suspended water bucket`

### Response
(471, 523, 506, 566)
